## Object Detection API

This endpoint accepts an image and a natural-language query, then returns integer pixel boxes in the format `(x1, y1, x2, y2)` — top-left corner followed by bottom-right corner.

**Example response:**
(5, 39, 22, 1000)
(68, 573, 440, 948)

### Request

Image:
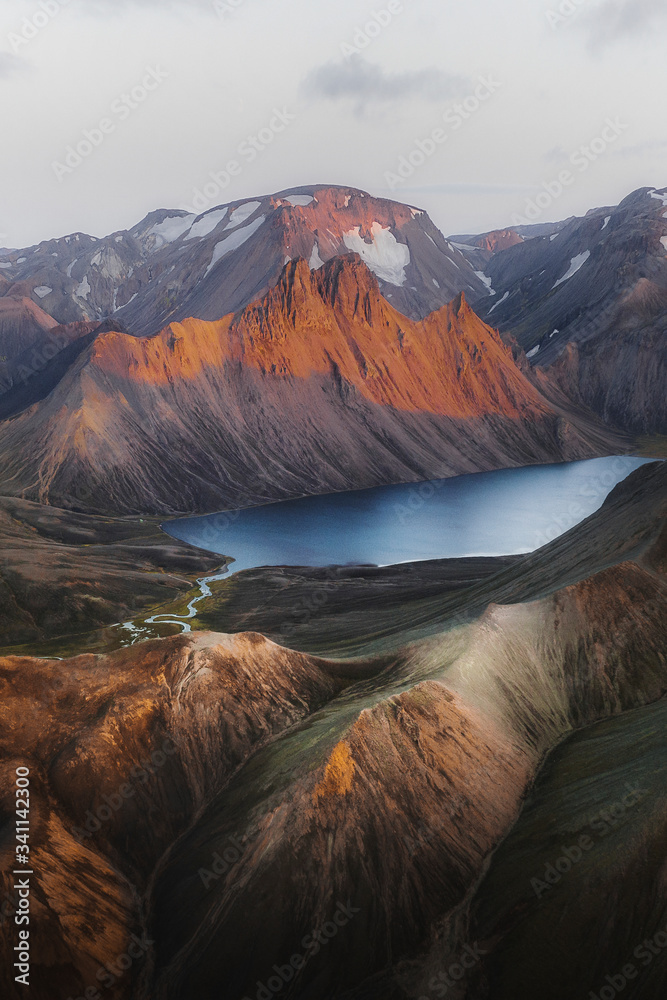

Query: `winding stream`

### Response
(116, 456, 653, 642)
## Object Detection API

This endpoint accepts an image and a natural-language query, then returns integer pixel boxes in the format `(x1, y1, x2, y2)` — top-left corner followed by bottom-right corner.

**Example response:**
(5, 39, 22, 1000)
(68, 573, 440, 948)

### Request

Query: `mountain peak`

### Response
(315, 253, 383, 319)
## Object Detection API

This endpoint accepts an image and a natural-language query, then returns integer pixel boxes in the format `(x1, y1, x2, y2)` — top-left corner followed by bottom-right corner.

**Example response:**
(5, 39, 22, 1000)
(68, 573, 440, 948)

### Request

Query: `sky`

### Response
(1, 0, 666, 248)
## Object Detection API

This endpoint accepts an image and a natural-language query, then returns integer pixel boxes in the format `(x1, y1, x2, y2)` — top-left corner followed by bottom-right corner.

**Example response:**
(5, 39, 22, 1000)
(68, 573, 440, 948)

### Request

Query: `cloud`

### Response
(0, 52, 25, 79)
(611, 138, 667, 159)
(579, 0, 667, 50)
(302, 57, 469, 115)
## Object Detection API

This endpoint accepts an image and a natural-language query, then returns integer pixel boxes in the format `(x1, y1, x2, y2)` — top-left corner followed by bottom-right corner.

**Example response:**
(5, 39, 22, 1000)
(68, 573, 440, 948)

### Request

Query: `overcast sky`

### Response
(1, 0, 665, 247)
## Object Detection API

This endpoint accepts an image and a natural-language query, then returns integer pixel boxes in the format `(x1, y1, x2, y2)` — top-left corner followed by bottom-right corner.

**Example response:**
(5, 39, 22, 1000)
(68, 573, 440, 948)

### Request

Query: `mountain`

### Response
(468, 186, 667, 434)
(0, 185, 493, 338)
(1, 461, 664, 1000)
(448, 221, 573, 272)
(0, 255, 623, 515)
(0, 297, 58, 390)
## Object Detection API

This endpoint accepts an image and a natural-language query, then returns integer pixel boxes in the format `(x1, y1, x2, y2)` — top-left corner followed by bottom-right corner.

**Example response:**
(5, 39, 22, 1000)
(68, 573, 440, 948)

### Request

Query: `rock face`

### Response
(4, 181, 665, 438)
(0, 256, 621, 515)
(470, 186, 667, 433)
(0, 186, 491, 338)
(0, 463, 664, 1000)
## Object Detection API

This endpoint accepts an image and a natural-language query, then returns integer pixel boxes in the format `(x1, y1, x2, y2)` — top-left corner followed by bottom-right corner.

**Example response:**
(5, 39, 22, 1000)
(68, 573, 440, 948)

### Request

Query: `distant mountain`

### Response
(448, 221, 573, 272)
(469, 186, 667, 433)
(0, 255, 619, 515)
(0, 185, 493, 340)
(0, 297, 58, 387)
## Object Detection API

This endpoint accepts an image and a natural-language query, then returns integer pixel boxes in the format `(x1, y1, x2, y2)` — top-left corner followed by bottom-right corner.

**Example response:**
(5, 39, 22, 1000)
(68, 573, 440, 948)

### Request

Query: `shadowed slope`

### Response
(0, 257, 624, 516)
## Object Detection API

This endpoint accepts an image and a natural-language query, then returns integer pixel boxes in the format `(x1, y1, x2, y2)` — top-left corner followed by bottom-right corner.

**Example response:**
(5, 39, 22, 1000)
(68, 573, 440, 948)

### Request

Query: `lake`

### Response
(162, 456, 654, 574)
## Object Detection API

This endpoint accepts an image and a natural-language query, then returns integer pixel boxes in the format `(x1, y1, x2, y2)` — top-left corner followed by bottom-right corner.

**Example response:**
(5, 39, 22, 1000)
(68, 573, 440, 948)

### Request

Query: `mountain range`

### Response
(0, 185, 663, 510)
(462, 185, 667, 434)
(0, 253, 623, 515)
(1, 178, 665, 1000)
(0, 185, 492, 345)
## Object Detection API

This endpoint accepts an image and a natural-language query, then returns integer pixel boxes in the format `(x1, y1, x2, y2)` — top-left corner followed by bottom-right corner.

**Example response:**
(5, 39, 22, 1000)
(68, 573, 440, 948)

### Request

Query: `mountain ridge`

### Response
(0, 255, 622, 515)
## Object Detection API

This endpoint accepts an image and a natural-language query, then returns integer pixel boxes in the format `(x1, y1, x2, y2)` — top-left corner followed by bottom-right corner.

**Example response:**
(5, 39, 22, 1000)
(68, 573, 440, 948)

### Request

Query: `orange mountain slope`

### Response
(0, 256, 625, 515)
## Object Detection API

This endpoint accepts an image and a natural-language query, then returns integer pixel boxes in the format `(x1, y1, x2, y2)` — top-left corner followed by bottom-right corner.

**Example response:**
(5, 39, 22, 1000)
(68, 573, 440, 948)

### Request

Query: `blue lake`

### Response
(162, 456, 654, 574)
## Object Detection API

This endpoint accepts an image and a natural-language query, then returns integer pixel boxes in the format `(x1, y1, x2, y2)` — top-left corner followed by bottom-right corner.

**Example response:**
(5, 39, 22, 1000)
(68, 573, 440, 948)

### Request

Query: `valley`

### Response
(0, 461, 664, 1000)
(0, 180, 665, 1000)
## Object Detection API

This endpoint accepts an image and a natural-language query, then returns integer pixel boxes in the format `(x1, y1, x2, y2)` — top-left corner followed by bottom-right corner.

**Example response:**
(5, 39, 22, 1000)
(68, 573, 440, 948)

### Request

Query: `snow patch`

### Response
(91, 251, 103, 266)
(17, 257, 26, 263)
(550, 233, 559, 241)
(649, 189, 667, 206)
(33, 286, 52, 298)
(0, 262, 11, 269)
(488, 290, 509, 314)
(225, 202, 262, 230)
(66, 259, 78, 278)
(526, 345, 540, 359)
(149, 214, 196, 246)
(76, 275, 91, 300)
(285, 194, 314, 207)
(552, 250, 591, 289)
(432, 278, 440, 288)
(550, 328, 559, 338)
(602, 216, 611, 230)
(342, 223, 410, 286)
(474, 270, 495, 295)
(309, 243, 325, 270)
(445, 257, 460, 270)
(660, 236, 667, 253)
(451, 241, 475, 251)
(410, 208, 424, 218)
(52, 252, 58, 257)
(205, 215, 266, 276)
(344, 195, 351, 207)
(186, 207, 229, 240)
(116, 292, 138, 311)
